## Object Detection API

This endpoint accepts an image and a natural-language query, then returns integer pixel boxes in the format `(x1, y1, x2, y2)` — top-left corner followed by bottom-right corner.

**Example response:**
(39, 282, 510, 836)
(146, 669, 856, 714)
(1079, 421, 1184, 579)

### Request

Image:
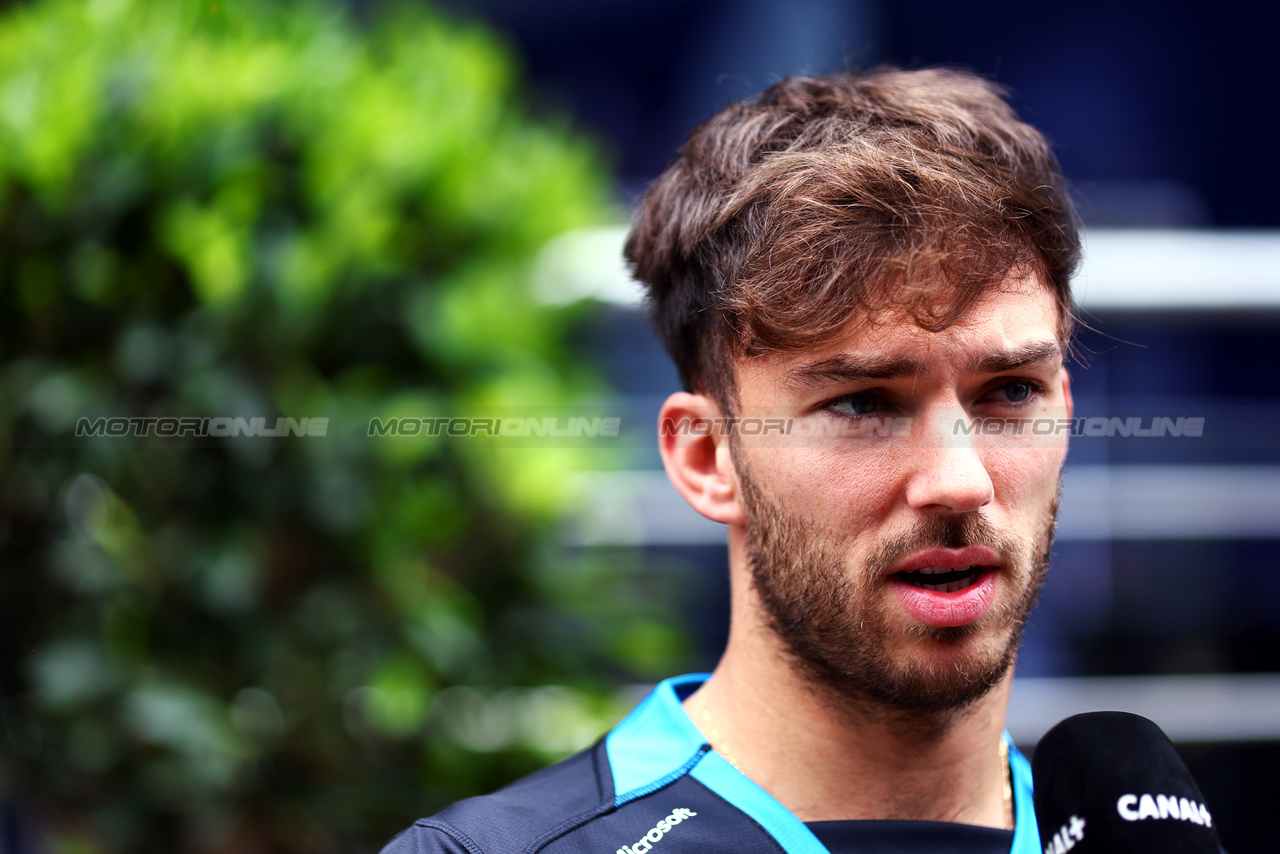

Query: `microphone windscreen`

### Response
(1032, 711, 1220, 854)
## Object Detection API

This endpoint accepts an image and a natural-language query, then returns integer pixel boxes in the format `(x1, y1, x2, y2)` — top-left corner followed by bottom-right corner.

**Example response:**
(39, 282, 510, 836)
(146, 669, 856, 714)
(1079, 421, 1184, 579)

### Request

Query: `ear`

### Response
(658, 392, 745, 526)
(1060, 366, 1074, 420)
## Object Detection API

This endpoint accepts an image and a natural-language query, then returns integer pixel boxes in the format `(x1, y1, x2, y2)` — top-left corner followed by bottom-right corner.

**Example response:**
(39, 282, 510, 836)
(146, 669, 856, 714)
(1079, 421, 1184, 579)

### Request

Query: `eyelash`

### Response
(986, 378, 1049, 408)
(822, 378, 1050, 419)
(824, 390, 889, 418)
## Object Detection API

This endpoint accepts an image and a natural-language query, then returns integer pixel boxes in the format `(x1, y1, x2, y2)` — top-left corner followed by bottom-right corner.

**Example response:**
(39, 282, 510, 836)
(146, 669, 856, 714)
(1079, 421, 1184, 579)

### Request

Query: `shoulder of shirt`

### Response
(378, 738, 615, 854)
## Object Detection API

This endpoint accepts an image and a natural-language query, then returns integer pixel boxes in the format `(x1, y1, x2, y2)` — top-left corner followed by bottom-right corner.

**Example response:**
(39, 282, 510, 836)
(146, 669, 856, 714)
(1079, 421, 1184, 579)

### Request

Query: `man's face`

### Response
(729, 275, 1071, 719)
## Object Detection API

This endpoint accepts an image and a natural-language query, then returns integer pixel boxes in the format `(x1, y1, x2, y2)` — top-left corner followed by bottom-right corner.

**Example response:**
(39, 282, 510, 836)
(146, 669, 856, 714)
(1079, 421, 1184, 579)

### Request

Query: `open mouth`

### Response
(895, 566, 986, 594)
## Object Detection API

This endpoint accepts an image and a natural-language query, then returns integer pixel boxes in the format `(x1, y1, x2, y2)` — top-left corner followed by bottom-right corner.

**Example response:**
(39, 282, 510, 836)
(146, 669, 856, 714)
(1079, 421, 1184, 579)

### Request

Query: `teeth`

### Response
(913, 576, 979, 593)
(915, 565, 979, 575)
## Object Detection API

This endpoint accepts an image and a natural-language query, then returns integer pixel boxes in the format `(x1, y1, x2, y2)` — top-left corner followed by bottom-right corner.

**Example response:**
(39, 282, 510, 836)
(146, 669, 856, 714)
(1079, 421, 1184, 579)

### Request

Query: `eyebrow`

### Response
(783, 354, 927, 390)
(782, 339, 1063, 391)
(967, 340, 1063, 374)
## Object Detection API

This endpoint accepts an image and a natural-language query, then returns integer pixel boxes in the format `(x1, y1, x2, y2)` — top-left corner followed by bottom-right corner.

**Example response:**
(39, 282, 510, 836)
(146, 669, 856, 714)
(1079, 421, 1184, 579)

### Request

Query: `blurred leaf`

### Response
(0, 1, 686, 853)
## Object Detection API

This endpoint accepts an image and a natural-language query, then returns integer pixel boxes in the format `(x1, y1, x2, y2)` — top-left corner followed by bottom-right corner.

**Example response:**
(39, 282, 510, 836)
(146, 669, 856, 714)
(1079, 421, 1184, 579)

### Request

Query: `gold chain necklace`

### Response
(999, 737, 1015, 831)
(698, 696, 1015, 831)
(697, 695, 740, 768)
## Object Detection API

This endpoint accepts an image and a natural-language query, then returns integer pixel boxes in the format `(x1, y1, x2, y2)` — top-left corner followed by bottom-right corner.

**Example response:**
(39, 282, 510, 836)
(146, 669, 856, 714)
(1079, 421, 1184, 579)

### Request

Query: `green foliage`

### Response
(0, 1, 684, 851)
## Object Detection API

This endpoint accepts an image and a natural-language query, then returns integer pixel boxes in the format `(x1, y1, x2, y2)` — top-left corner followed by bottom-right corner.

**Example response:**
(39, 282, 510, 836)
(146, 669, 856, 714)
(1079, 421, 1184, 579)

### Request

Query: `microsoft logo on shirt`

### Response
(614, 808, 697, 854)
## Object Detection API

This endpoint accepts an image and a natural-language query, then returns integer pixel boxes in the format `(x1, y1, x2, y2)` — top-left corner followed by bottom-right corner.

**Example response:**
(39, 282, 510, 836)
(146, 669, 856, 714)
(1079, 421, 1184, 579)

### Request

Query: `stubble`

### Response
(736, 453, 1058, 733)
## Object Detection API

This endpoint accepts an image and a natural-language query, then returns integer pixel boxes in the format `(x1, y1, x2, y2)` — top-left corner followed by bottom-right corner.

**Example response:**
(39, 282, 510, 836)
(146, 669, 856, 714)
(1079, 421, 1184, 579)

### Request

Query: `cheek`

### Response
(986, 443, 1065, 508)
(761, 447, 900, 522)
(825, 449, 901, 521)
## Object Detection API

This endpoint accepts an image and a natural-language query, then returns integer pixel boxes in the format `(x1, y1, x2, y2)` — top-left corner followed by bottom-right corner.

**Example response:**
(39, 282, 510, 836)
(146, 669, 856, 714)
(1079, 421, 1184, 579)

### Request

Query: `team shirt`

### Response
(381, 674, 1041, 854)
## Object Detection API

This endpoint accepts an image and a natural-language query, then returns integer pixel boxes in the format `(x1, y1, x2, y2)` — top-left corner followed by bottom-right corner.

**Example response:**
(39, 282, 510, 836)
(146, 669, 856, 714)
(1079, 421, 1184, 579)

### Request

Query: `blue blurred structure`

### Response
(436, 0, 1280, 228)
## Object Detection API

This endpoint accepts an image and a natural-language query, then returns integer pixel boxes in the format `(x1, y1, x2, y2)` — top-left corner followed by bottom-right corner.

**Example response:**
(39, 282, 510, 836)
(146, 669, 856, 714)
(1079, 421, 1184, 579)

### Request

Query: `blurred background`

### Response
(1, 0, 1277, 852)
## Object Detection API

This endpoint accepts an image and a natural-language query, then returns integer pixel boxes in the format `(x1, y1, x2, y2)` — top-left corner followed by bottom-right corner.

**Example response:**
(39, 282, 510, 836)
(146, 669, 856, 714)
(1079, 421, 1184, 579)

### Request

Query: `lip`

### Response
(889, 546, 1001, 578)
(890, 569, 999, 628)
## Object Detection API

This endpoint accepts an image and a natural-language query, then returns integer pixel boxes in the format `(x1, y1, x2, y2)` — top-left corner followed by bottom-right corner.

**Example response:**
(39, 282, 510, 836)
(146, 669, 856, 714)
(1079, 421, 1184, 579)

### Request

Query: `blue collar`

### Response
(606, 674, 1041, 854)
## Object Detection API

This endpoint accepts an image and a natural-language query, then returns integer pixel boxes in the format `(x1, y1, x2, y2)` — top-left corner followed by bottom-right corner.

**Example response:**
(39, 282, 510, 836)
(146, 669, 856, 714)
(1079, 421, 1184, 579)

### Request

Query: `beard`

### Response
(736, 454, 1058, 730)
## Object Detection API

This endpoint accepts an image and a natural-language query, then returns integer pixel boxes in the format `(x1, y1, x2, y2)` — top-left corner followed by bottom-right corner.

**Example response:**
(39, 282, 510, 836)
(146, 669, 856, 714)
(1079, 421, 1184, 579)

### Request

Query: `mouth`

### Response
(894, 565, 986, 594)
(887, 548, 1002, 628)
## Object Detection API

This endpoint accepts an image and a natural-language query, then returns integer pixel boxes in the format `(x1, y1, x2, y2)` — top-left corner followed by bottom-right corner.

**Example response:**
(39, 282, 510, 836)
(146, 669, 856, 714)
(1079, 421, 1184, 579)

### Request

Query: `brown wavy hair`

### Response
(625, 67, 1081, 409)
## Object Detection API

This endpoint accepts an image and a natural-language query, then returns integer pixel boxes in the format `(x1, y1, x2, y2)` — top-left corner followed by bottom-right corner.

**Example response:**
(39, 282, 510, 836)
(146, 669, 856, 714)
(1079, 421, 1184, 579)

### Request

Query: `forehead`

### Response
(737, 275, 1063, 393)
(849, 278, 1060, 357)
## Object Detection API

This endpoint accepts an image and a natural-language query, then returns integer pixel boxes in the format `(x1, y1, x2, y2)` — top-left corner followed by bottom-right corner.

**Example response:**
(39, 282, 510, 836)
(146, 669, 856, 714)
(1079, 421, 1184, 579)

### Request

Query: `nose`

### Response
(904, 407, 994, 514)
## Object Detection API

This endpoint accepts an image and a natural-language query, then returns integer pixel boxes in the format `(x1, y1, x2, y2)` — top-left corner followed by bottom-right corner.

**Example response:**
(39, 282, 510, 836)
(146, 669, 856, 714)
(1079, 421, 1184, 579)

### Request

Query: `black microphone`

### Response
(1032, 711, 1221, 853)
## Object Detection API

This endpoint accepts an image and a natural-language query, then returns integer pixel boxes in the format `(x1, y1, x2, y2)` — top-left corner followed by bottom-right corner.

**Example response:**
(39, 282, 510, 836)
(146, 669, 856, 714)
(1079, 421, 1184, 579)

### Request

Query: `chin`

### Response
(868, 640, 1017, 721)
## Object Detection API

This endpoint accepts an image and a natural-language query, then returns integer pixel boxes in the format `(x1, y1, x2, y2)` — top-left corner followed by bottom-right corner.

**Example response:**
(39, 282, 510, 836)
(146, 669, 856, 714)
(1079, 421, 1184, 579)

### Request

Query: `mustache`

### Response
(865, 514, 1027, 578)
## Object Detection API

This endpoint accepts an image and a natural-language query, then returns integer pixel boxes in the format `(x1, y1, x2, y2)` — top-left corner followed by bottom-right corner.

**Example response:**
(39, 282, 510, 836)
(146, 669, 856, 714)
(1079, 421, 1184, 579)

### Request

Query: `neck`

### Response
(684, 539, 1015, 827)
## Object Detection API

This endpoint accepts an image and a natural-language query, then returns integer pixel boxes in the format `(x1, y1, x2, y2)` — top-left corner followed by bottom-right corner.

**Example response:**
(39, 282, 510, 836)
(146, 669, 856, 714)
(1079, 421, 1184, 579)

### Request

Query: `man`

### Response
(383, 66, 1078, 853)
